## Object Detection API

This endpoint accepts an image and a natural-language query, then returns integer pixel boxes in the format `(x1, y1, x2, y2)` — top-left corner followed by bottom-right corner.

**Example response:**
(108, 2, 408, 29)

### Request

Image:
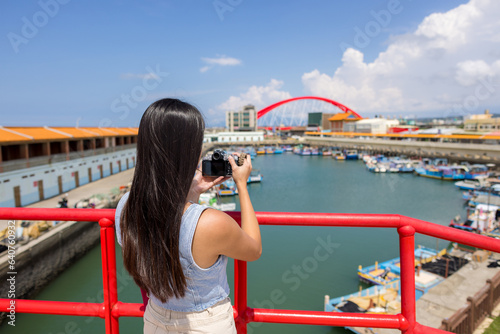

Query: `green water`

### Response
(2, 154, 466, 333)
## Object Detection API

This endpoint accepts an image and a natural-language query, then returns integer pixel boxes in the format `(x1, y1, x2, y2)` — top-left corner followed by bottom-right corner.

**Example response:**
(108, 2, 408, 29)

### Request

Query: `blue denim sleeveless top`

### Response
(115, 192, 230, 312)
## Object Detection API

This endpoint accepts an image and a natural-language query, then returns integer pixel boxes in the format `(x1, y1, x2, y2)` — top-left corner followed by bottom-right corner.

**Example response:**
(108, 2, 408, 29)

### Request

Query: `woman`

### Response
(115, 98, 262, 333)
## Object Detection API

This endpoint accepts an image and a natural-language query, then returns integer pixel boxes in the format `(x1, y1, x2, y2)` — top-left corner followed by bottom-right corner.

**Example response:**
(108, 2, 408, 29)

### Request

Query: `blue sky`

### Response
(2, 0, 498, 127)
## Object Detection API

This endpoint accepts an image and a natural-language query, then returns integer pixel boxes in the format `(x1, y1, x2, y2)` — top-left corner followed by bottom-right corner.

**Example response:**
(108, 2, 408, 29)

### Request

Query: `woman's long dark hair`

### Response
(120, 98, 205, 302)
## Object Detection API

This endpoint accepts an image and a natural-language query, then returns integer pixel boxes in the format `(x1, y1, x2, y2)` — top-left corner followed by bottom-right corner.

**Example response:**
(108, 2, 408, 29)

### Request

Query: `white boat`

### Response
(199, 192, 236, 211)
(455, 177, 488, 191)
(248, 170, 263, 183)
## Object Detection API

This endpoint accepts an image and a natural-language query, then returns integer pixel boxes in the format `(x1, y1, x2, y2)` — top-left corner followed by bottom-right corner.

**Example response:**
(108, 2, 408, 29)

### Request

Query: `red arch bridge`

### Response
(256, 96, 361, 129)
(1, 207, 499, 333)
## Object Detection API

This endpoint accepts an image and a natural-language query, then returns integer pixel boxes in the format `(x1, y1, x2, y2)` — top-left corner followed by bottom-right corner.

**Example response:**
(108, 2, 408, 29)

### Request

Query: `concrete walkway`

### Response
(0, 168, 134, 230)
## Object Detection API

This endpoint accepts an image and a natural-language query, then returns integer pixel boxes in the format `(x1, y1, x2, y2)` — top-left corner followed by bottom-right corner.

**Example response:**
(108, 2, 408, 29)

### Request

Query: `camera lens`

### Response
(213, 151, 222, 160)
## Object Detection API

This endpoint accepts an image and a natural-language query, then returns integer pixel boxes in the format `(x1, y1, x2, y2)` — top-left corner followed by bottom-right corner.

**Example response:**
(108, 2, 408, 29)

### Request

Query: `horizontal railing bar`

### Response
(414, 323, 452, 333)
(402, 216, 500, 253)
(227, 211, 402, 228)
(249, 308, 407, 329)
(0, 299, 105, 317)
(227, 212, 500, 254)
(111, 302, 145, 318)
(0, 208, 116, 222)
(1, 208, 498, 253)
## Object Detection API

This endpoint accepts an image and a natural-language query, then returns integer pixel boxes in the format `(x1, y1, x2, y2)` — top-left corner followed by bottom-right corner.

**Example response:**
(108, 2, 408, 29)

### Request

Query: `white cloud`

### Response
(200, 55, 242, 73)
(302, 0, 500, 116)
(455, 60, 500, 86)
(217, 79, 292, 111)
(200, 66, 211, 73)
(120, 72, 159, 80)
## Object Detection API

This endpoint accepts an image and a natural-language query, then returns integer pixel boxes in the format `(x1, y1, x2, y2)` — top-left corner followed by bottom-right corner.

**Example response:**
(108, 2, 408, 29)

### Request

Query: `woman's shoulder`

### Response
(198, 206, 230, 223)
(196, 207, 237, 239)
(115, 192, 130, 221)
(114, 192, 130, 247)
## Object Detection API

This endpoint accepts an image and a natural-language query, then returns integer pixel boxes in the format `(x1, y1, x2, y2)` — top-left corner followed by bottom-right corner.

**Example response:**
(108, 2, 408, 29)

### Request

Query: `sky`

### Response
(1, 0, 499, 128)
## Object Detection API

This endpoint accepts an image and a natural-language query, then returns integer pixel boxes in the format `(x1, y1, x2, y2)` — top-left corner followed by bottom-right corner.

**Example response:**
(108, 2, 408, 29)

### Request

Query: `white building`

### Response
(203, 132, 264, 143)
(344, 118, 400, 134)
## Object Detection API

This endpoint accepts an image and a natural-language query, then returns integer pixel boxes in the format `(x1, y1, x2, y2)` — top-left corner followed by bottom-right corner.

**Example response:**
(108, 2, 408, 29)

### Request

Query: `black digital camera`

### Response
(201, 149, 246, 177)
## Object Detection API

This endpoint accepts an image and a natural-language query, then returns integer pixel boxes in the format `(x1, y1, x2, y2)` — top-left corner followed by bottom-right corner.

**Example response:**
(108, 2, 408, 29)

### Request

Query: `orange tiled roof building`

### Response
(0, 127, 138, 172)
(328, 112, 362, 132)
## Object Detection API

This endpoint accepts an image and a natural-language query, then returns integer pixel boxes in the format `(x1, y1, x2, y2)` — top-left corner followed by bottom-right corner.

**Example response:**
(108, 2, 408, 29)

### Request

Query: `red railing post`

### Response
(99, 218, 119, 334)
(234, 259, 248, 334)
(399, 225, 416, 334)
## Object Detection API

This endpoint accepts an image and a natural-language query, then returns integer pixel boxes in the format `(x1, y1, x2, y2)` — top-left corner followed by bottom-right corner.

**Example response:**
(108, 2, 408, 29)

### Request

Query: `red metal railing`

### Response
(1, 208, 500, 333)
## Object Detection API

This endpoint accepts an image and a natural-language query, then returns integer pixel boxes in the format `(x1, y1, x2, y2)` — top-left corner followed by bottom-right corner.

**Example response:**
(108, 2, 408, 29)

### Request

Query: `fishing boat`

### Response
(301, 148, 312, 156)
(345, 150, 358, 160)
(394, 160, 415, 173)
(274, 147, 283, 154)
(357, 246, 445, 286)
(243, 146, 257, 159)
(265, 147, 275, 154)
(388, 162, 400, 173)
(365, 162, 376, 172)
(256, 147, 266, 155)
(414, 165, 468, 180)
(455, 177, 488, 190)
(464, 184, 500, 202)
(325, 270, 444, 333)
(465, 164, 490, 180)
(450, 203, 500, 233)
(333, 151, 345, 160)
(198, 192, 236, 211)
(311, 148, 320, 155)
(468, 194, 500, 207)
(247, 170, 263, 183)
(217, 180, 238, 196)
(321, 149, 332, 156)
(374, 162, 389, 173)
(325, 280, 400, 314)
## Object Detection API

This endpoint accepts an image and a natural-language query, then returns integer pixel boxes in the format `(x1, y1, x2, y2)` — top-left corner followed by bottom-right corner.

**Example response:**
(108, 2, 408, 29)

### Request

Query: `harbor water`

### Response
(2, 153, 467, 334)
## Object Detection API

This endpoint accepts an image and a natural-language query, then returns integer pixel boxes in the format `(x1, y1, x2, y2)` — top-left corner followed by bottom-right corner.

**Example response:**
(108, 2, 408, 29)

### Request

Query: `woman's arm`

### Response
(186, 169, 226, 204)
(194, 154, 262, 263)
(228, 154, 262, 258)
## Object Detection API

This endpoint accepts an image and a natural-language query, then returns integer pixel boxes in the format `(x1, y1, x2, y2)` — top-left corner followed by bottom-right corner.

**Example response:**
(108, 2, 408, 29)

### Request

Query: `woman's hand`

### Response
(187, 169, 228, 203)
(228, 153, 252, 188)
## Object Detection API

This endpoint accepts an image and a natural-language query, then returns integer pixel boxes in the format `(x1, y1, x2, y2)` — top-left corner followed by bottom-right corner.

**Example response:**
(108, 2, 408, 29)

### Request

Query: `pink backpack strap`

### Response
(140, 288, 149, 309)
